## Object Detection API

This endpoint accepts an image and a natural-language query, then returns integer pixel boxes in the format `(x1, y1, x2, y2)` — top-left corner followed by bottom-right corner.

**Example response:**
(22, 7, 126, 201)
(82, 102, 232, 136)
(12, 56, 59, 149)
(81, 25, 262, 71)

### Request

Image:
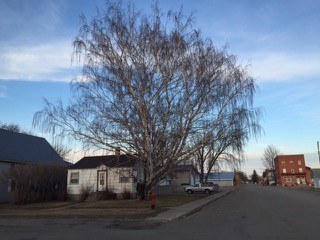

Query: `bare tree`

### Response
(262, 145, 281, 170)
(52, 141, 72, 161)
(0, 122, 32, 134)
(194, 101, 260, 183)
(33, 1, 261, 194)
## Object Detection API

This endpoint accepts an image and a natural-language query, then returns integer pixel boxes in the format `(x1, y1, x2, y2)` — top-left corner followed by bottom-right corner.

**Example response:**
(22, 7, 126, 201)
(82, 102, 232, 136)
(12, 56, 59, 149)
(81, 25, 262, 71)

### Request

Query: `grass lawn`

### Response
(0, 193, 208, 219)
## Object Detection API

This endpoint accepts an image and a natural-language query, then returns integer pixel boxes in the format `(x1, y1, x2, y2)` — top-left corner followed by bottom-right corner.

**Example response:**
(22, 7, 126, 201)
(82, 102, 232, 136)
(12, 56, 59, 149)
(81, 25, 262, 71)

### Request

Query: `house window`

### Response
(299, 168, 303, 173)
(132, 170, 138, 178)
(298, 160, 302, 166)
(282, 169, 286, 173)
(282, 161, 285, 166)
(70, 172, 79, 185)
(165, 180, 171, 186)
(291, 169, 295, 174)
(119, 170, 130, 183)
(99, 172, 105, 186)
(290, 161, 294, 166)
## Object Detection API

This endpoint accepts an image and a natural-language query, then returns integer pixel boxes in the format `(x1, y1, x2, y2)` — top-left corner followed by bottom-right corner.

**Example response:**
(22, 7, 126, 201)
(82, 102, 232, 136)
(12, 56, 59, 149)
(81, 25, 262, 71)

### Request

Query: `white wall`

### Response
(108, 167, 133, 193)
(207, 180, 234, 187)
(67, 168, 98, 195)
(67, 165, 138, 195)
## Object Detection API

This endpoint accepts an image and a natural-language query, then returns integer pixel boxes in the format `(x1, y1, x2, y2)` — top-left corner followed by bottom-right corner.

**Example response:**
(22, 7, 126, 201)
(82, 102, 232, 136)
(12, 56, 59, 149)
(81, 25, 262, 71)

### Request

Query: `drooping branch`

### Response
(33, 1, 262, 193)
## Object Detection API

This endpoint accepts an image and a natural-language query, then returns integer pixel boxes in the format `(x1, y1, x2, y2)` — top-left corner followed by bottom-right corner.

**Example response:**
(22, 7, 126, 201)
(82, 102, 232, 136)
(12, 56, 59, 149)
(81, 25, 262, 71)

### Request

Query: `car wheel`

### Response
(205, 189, 210, 194)
(187, 189, 193, 194)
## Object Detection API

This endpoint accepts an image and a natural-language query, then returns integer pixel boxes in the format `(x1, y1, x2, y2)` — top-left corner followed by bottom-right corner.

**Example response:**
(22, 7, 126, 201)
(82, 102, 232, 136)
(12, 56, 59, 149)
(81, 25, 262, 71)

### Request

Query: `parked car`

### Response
(185, 183, 215, 194)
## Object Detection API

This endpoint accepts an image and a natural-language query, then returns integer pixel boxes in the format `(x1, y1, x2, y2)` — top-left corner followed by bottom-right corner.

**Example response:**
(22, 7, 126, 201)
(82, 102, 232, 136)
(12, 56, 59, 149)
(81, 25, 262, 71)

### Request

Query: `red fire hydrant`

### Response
(150, 193, 156, 210)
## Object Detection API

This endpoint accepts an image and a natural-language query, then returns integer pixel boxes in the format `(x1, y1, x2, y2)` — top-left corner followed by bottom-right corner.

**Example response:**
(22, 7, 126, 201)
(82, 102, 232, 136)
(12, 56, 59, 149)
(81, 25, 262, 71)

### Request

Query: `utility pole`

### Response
(317, 141, 320, 164)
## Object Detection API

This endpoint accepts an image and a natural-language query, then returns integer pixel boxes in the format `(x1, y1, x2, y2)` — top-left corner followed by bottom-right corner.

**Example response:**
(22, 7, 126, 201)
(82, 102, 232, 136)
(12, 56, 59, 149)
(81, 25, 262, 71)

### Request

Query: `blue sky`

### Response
(1, 0, 320, 175)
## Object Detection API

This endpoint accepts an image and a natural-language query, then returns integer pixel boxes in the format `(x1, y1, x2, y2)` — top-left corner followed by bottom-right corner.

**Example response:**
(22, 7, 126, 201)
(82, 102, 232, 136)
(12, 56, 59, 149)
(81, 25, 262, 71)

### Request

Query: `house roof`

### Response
(0, 128, 65, 165)
(206, 172, 235, 181)
(311, 169, 320, 178)
(69, 155, 137, 169)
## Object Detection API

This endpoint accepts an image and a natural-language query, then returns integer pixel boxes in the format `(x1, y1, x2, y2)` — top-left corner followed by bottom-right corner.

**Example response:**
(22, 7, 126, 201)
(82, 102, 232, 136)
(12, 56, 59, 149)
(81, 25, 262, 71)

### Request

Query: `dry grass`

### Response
(0, 193, 208, 219)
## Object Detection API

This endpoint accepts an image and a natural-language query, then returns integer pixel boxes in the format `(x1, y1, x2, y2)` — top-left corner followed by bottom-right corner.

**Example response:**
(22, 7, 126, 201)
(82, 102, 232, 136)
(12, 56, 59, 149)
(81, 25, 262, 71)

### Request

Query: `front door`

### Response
(98, 171, 107, 191)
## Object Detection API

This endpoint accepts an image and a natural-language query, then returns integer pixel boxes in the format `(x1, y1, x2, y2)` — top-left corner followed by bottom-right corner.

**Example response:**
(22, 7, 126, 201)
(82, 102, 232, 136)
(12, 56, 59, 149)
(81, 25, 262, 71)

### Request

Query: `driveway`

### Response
(1, 184, 320, 240)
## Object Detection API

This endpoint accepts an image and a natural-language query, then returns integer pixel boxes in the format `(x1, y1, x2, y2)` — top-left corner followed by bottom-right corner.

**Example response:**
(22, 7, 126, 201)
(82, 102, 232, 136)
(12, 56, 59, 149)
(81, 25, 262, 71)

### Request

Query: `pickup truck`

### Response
(185, 183, 215, 194)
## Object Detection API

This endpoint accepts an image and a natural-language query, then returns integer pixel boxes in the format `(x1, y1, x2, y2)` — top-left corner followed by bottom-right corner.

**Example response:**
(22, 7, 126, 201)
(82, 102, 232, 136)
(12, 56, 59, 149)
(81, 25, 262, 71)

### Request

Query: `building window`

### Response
(298, 160, 302, 166)
(282, 161, 285, 166)
(291, 169, 295, 174)
(284, 177, 292, 182)
(70, 172, 79, 185)
(299, 168, 303, 173)
(290, 161, 294, 166)
(119, 170, 130, 183)
(282, 169, 286, 173)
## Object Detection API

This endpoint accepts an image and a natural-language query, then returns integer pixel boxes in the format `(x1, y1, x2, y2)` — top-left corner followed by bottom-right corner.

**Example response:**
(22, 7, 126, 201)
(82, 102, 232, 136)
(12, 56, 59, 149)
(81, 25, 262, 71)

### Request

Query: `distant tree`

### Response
(237, 171, 248, 183)
(0, 122, 31, 134)
(251, 170, 259, 183)
(262, 145, 280, 170)
(33, 1, 261, 194)
(52, 141, 72, 161)
(262, 169, 267, 178)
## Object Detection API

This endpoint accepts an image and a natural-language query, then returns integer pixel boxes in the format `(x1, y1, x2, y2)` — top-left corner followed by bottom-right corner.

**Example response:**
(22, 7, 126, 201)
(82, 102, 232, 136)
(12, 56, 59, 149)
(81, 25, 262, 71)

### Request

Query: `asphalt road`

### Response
(1, 184, 320, 240)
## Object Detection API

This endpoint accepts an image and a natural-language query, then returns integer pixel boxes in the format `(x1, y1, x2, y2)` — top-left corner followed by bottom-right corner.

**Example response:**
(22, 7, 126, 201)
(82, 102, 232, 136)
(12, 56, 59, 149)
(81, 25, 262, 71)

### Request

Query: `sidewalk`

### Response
(146, 186, 237, 222)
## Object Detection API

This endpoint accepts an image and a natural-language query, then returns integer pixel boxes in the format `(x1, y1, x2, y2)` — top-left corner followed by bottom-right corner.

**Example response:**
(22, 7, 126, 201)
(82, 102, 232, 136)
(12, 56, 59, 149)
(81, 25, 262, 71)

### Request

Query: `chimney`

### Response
(115, 147, 121, 156)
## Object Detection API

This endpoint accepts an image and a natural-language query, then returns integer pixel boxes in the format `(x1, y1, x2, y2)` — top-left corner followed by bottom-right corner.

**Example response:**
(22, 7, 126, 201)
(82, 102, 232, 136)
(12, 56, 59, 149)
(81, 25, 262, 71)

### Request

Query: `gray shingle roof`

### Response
(0, 128, 65, 165)
(69, 155, 137, 169)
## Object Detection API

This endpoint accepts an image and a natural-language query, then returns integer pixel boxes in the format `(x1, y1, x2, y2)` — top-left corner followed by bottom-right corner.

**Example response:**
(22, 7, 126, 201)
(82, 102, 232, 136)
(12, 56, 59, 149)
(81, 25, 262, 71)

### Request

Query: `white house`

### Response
(67, 153, 143, 199)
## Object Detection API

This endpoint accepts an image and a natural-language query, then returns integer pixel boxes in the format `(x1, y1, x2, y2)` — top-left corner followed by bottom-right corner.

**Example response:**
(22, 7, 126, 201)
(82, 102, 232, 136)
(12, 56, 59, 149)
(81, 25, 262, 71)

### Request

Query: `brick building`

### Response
(274, 154, 311, 186)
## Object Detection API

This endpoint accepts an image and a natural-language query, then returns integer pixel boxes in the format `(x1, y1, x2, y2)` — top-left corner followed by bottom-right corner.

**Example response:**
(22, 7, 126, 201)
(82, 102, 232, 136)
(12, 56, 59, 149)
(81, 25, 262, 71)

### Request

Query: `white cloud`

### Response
(250, 52, 320, 82)
(0, 40, 75, 82)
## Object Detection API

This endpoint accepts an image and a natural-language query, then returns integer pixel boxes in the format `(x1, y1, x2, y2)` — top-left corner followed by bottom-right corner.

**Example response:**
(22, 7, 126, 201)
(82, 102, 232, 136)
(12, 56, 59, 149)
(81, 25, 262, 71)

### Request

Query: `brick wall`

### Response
(274, 155, 310, 186)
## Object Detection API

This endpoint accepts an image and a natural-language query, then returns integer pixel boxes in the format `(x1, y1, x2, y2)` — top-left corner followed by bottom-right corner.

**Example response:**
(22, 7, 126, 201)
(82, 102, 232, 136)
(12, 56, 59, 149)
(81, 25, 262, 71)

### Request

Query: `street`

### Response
(1, 184, 320, 240)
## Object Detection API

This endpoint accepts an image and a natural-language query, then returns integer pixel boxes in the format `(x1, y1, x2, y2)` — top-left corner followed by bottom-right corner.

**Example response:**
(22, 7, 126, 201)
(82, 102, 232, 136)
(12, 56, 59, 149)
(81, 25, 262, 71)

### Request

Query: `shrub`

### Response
(80, 185, 93, 201)
(121, 191, 132, 200)
(99, 188, 117, 200)
(3, 164, 67, 204)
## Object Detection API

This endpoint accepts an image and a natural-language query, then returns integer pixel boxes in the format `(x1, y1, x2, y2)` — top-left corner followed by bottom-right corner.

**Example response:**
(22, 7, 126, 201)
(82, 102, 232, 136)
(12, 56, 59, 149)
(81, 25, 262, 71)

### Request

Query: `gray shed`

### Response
(311, 169, 320, 188)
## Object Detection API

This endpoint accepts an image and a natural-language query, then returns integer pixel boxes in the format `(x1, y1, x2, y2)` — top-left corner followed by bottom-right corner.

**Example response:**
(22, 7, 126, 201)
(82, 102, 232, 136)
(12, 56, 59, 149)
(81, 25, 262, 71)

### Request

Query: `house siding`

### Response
(67, 168, 98, 195)
(108, 167, 133, 193)
(67, 165, 140, 197)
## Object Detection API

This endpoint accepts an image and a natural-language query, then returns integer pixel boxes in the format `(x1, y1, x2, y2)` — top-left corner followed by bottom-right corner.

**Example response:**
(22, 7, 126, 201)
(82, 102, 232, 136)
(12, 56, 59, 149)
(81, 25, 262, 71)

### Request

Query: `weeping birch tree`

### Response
(33, 1, 261, 193)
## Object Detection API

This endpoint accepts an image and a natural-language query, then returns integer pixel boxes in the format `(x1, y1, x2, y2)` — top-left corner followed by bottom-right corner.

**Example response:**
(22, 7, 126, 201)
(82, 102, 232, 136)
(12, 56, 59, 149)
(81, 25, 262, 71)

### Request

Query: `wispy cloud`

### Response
(249, 52, 320, 83)
(0, 40, 75, 82)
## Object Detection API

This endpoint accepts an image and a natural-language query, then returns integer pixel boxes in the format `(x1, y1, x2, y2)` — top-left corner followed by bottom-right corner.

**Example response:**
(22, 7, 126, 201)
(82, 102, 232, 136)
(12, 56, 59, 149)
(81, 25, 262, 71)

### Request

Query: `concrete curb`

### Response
(146, 187, 238, 222)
